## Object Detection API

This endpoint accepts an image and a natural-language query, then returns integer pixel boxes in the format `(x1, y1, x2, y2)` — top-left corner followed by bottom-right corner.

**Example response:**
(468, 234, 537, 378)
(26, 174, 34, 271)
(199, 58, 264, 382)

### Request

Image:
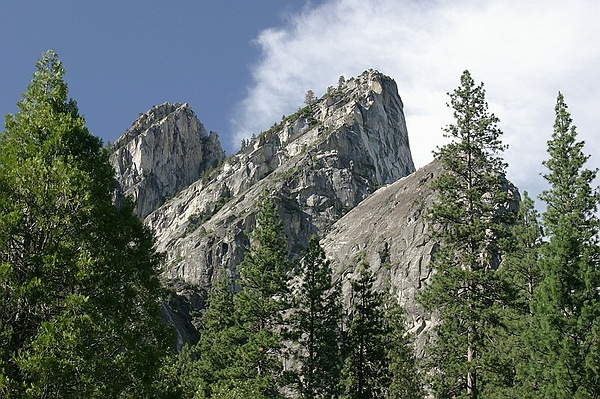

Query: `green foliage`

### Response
(383, 295, 424, 399)
(231, 196, 292, 396)
(0, 49, 172, 398)
(486, 193, 543, 398)
(341, 262, 388, 398)
(529, 93, 600, 398)
(162, 198, 294, 398)
(419, 70, 517, 398)
(340, 262, 422, 399)
(290, 235, 343, 398)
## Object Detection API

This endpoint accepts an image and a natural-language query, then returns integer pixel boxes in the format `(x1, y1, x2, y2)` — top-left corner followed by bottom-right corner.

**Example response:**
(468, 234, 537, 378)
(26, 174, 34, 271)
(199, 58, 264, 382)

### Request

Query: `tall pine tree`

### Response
(0, 50, 171, 398)
(531, 92, 600, 398)
(419, 70, 516, 398)
(210, 196, 292, 398)
(290, 235, 342, 399)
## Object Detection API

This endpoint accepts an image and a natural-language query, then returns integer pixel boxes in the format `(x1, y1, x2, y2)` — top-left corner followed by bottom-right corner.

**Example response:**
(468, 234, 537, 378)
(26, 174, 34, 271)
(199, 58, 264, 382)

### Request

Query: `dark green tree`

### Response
(290, 235, 342, 399)
(492, 192, 543, 398)
(383, 294, 424, 399)
(161, 268, 241, 399)
(530, 92, 600, 398)
(419, 70, 517, 398)
(0, 50, 171, 397)
(215, 196, 292, 398)
(340, 262, 388, 399)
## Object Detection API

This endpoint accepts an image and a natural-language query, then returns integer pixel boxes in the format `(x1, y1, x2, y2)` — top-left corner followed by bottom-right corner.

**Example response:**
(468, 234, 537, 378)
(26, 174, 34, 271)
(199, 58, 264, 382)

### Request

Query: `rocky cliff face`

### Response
(111, 70, 471, 349)
(109, 102, 225, 218)
(322, 160, 441, 353)
(142, 70, 415, 293)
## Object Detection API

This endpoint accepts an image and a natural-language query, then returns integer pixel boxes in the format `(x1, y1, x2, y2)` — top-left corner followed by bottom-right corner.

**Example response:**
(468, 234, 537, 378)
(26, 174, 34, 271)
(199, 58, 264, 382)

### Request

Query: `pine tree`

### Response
(217, 196, 292, 398)
(531, 92, 600, 398)
(419, 70, 516, 398)
(340, 261, 389, 399)
(290, 235, 342, 399)
(166, 268, 241, 399)
(0, 50, 171, 398)
(493, 192, 543, 398)
(383, 292, 424, 399)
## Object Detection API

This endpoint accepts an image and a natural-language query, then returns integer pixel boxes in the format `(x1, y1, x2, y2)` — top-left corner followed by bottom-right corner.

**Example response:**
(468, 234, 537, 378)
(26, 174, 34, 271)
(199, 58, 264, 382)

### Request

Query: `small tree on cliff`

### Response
(419, 70, 516, 398)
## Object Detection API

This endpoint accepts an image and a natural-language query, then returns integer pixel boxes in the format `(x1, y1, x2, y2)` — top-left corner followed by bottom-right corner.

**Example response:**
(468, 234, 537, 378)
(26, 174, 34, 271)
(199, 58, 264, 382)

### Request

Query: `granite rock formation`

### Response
(110, 69, 518, 352)
(143, 70, 415, 293)
(109, 102, 225, 218)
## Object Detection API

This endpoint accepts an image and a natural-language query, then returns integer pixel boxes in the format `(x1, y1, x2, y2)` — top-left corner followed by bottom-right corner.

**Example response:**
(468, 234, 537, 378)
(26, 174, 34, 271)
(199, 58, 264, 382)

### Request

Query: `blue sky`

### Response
(2, 0, 599, 199)
(0, 1, 318, 150)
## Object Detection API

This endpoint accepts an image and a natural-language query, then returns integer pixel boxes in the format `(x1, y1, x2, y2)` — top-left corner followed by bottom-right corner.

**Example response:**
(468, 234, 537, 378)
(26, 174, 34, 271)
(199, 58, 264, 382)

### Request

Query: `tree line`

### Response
(0, 51, 598, 398)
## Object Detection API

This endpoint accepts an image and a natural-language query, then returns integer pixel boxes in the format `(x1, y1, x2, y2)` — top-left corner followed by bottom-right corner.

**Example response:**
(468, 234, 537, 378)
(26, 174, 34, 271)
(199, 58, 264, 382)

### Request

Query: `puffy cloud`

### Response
(231, 0, 600, 198)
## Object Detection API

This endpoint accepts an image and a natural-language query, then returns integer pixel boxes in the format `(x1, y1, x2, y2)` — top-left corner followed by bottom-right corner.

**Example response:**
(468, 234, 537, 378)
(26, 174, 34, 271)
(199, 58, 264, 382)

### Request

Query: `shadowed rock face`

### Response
(109, 102, 225, 218)
(322, 160, 442, 354)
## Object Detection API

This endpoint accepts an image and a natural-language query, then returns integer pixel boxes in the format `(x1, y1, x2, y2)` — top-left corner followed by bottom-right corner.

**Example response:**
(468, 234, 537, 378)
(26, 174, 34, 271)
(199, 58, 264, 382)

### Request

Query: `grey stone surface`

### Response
(110, 102, 225, 218)
(144, 70, 416, 293)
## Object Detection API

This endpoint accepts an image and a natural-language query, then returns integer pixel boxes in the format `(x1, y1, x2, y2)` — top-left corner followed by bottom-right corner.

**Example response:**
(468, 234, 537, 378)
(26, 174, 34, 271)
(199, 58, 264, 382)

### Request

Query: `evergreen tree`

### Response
(197, 268, 240, 394)
(531, 92, 600, 398)
(419, 70, 516, 398)
(219, 196, 292, 397)
(493, 192, 543, 398)
(0, 50, 171, 397)
(383, 292, 424, 399)
(164, 268, 241, 399)
(503, 192, 543, 308)
(340, 261, 389, 399)
(290, 235, 342, 399)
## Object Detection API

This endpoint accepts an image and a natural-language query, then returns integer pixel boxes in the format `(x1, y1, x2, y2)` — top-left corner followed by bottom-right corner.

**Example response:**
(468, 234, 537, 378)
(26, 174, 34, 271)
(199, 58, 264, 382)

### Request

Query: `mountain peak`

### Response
(110, 70, 418, 347)
(109, 102, 225, 218)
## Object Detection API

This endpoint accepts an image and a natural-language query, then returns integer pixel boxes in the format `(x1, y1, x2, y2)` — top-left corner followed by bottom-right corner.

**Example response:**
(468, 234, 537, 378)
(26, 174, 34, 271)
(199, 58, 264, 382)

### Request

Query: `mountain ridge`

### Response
(109, 69, 474, 350)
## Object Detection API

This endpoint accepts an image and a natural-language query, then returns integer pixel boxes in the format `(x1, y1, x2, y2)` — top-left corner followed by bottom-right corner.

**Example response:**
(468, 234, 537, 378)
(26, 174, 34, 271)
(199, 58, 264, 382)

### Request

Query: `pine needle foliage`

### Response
(530, 92, 600, 398)
(290, 235, 343, 399)
(419, 70, 517, 398)
(0, 49, 171, 398)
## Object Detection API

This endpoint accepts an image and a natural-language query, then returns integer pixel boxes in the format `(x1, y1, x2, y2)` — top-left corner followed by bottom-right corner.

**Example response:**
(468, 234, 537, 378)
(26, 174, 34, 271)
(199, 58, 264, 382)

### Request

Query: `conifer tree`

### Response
(0, 50, 171, 398)
(419, 70, 516, 398)
(216, 196, 292, 398)
(168, 268, 241, 399)
(290, 235, 342, 399)
(493, 192, 543, 398)
(341, 262, 389, 399)
(531, 92, 600, 398)
(383, 292, 424, 399)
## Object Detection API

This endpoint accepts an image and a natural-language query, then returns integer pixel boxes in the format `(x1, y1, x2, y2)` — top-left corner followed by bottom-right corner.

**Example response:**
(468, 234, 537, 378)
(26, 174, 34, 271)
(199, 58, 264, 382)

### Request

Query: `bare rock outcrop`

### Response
(109, 102, 225, 218)
(144, 70, 416, 292)
(321, 160, 442, 353)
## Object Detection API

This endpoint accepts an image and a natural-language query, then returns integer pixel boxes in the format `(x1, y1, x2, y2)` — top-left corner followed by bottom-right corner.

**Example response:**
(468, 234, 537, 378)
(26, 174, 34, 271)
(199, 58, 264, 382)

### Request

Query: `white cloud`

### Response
(231, 0, 600, 199)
